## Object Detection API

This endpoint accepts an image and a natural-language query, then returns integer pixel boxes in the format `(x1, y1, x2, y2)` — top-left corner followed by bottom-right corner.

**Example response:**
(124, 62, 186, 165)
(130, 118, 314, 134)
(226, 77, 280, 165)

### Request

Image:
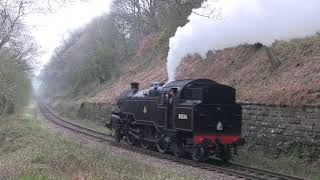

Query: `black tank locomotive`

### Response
(108, 79, 244, 161)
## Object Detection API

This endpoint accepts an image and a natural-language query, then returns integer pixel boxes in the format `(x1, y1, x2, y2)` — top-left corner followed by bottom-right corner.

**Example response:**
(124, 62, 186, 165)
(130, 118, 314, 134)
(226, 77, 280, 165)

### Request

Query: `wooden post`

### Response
(264, 46, 281, 68)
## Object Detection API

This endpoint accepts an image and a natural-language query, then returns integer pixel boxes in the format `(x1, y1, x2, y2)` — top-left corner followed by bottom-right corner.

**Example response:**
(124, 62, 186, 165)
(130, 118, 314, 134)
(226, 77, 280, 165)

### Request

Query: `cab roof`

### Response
(161, 79, 219, 91)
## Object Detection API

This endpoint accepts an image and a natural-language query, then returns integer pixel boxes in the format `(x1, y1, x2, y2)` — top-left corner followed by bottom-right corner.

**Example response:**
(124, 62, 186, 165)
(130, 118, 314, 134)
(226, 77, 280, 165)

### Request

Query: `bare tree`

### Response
(0, 0, 26, 49)
(0, 0, 37, 114)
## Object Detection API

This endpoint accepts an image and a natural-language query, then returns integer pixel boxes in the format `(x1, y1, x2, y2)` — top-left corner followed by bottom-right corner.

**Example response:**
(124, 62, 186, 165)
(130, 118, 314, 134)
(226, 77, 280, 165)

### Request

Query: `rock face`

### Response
(77, 102, 320, 149)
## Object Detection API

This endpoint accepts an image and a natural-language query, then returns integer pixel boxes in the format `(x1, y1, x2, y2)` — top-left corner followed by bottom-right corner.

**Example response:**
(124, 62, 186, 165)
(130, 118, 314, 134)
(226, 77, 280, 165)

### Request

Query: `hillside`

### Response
(88, 34, 320, 106)
(38, 0, 320, 107)
(38, 1, 203, 100)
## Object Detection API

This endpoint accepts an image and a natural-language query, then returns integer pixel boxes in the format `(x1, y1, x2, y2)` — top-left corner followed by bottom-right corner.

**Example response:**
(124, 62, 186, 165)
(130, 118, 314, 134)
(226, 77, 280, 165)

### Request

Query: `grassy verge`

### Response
(234, 147, 320, 180)
(0, 102, 197, 179)
(39, 99, 320, 179)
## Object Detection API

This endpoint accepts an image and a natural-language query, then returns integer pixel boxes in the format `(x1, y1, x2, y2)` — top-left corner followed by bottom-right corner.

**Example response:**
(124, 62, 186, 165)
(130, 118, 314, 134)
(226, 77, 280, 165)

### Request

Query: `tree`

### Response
(0, 0, 36, 115)
(89, 48, 116, 87)
(39, 15, 119, 97)
(38, 0, 216, 100)
(110, 0, 205, 61)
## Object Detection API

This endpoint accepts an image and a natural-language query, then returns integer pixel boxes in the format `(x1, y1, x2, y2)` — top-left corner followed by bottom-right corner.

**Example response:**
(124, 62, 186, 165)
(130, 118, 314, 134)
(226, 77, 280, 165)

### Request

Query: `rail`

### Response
(37, 101, 306, 180)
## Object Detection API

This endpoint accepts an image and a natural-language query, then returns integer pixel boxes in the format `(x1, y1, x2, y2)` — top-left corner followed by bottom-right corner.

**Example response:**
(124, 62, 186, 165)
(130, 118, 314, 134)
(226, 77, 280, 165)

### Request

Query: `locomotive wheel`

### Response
(156, 138, 169, 153)
(126, 132, 137, 145)
(191, 146, 205, 161)
(221, 146, 232, 162)
(173, 142, 185, 158)
(140, 140, 152, 149)
(140, 127, 154, 149)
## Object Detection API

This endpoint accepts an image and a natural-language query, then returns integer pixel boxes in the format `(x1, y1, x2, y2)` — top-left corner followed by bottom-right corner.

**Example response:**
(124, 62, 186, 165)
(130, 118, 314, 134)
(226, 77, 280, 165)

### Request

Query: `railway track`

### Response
(38, 102, 306, 180)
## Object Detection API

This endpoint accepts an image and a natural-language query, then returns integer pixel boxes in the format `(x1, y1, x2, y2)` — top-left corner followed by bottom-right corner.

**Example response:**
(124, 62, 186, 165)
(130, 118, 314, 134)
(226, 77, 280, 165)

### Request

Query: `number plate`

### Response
(178, 114, 188, 120)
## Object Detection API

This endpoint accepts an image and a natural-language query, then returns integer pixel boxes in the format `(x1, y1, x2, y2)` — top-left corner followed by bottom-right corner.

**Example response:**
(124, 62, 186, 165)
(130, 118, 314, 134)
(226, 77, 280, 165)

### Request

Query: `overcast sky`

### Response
(26, 0, 112, 74)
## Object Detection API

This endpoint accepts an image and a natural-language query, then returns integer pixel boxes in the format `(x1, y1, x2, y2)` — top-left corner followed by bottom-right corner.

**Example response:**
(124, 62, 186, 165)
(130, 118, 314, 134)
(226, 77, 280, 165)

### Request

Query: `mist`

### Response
(167, 0, 320, 81)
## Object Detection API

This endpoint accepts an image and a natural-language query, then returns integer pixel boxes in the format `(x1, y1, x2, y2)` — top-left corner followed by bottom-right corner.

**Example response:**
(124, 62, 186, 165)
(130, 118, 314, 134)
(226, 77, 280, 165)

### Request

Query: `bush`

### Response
(284, 140, 320, 159)
(0, 59, 32, 115)
(158, 28, 173, 49)
(14, 72, 32, 108)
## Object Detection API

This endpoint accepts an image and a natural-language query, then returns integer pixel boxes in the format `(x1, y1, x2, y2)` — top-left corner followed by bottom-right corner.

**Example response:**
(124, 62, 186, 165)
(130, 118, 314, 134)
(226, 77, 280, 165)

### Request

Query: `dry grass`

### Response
(176, 35, 320, 105)
(88, 34, 320, 106)
(234, 146, 320, 180)
(0, 103, 199, 179)
(87, 54, 168, 104)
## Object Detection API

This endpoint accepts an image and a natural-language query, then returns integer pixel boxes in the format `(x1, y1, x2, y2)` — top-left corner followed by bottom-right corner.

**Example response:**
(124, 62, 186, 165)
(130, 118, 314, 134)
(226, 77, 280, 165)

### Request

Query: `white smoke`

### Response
(167, 0, 320, 81)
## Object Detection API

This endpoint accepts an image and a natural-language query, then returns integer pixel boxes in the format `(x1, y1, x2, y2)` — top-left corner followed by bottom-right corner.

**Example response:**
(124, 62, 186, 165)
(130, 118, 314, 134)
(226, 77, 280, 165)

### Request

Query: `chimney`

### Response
(130, 82, 139, 91)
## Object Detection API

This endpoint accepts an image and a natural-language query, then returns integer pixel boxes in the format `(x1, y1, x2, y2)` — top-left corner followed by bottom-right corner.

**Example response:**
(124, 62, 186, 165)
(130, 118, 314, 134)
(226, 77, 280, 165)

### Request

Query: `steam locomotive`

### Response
(107, 79, 244, 161)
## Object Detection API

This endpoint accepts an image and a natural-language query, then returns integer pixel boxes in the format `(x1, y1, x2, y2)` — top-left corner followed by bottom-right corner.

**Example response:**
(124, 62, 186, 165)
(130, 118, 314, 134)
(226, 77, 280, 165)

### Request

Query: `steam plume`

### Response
(167, 0, 320, 81)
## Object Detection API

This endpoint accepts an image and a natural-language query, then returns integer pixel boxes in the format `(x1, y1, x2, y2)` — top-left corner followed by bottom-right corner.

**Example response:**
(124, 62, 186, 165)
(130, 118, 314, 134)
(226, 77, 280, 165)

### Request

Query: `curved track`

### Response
(38, 102, 306, 180)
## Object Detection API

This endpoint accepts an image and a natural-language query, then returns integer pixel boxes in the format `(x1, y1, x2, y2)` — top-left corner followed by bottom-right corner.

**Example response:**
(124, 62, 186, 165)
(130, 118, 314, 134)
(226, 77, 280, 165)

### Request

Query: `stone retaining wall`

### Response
(241, 102, 320, 148)
(77, 102, 320, 148)
(77, 102, 117, 122)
